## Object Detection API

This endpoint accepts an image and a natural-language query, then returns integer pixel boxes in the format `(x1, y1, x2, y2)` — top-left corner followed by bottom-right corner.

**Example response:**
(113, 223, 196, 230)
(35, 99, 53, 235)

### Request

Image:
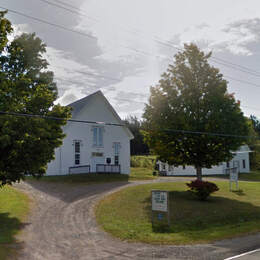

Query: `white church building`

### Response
(157, 145, 251, 176)
(46, 91, 134, 176)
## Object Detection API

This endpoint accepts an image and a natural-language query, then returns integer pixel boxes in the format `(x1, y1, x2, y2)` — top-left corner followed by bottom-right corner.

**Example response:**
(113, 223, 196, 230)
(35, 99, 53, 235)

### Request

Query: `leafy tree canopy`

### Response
(124, 115, 149, 155)
(0, 11, 71, 186)
(250, 115, 260, 136)
(143, 43, 249, 180)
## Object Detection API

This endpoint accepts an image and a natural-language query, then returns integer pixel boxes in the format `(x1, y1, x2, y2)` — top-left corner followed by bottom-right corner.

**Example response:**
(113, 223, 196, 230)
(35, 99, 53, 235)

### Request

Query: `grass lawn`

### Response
(25, 167, 157, 183)
(131, 155, 156, 169)
(212, 171, 260, 182)
(0, 186, 30, 259)
(96, 181, 260, 244)
(238, 171, 260, 182)
(130, 167, 156, 180)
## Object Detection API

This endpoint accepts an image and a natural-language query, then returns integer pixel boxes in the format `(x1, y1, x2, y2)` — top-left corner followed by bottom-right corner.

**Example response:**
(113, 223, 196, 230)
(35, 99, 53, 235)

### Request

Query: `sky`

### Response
(2, 0, 260, 119)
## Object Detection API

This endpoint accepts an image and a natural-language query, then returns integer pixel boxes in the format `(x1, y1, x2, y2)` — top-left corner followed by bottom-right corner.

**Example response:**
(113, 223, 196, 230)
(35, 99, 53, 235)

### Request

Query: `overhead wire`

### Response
(2, 5, 260, 81)
(0, 111, 124, 126)
(35, 0, 260, 77)
(2, 6, 260, 117)
(0, 111, 257, 139)
(52, 0, 82, 11)
(0, 6, 97, 40)
(37, 0, 98, 22)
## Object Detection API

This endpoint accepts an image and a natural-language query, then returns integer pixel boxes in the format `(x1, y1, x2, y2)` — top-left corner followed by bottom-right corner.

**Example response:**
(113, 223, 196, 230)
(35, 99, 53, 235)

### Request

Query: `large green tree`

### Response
(143, 44, 249, 180)
(0, 11, 71, 186)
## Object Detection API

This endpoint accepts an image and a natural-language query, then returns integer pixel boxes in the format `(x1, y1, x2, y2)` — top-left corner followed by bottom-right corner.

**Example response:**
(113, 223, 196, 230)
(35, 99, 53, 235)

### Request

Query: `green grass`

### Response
(130, 167, 157, 180)
(96, 181, 260, 244)
(25, 167, 157, 184)
(131, 155, 156, 169)
(0, 186, 30, 259)
(212, 171, 260, 182)
(238, 171, 260, 181)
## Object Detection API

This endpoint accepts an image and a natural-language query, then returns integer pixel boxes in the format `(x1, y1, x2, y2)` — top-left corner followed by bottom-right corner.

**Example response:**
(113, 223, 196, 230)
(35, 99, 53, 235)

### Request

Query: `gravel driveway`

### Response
(15, 179, 260, 260)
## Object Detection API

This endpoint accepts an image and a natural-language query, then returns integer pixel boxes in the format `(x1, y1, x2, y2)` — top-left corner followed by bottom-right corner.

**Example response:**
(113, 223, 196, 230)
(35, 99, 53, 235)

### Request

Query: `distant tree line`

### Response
(249, 115, 260, 170)
(123, 116, 149, 155)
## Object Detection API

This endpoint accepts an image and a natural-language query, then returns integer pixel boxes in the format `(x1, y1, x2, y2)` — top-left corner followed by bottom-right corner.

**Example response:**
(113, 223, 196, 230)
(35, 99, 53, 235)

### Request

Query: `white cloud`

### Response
(7, 23, 29, 42)
(75, 0, 260, 60)
(44, 47, 105, 101)
(9, 0, 260, 118)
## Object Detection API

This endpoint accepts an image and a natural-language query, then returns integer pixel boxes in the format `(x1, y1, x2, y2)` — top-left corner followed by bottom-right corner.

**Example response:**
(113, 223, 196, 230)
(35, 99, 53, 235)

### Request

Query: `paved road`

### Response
(224, 249, 260, 260)
(15, 179, 260, 260)
(237, 251, 260, 260)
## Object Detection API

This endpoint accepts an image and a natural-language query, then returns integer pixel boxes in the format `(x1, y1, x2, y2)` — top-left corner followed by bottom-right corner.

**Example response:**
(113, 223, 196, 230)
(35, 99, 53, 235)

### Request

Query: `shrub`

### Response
(186, 180, 219, 200)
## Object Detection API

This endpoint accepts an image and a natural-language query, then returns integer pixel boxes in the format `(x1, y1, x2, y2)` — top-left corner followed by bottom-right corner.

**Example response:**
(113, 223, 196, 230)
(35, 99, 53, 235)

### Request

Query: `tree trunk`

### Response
(196, 166, 202, 180)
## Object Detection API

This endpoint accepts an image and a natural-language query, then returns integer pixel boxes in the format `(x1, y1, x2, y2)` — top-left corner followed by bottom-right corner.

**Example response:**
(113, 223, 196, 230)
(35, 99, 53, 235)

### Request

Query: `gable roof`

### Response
(68, 91, 134, 139)
(232, 145, 252, 154)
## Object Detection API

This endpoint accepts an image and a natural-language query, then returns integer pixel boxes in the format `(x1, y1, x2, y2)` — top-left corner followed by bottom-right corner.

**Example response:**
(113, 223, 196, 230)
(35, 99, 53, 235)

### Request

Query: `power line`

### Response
(0, 6, 165, 63)
(1, 6, 259, 138)
(0, 111, 257, 139)
(52, 62, 260, 91)
(211, 56, 260, 75)
(3, 5, 260, 103)
(3, 5, 260, 81)
(0, 6, 96, 40)
(224, 76, 260, 89)
(163, 129, 254, 139)
(54, 69, 120, 82)
(35, 0, 260, 77)
(210, 58, 260, 78)
(37, 0, 97, 22)
(38, 0, 82, 16)
(113, 97, 260, 115)
(8, 0, 260, 79)
(37, 0, 142, 36)
(52, 0, 82, 12)
(0, 111, 124, 126)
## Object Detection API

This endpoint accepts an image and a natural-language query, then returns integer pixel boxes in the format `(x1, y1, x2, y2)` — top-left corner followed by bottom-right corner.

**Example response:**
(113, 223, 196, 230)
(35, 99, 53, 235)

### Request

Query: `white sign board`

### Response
(152, 190, 168, 212)
(230, 171, 238, 182)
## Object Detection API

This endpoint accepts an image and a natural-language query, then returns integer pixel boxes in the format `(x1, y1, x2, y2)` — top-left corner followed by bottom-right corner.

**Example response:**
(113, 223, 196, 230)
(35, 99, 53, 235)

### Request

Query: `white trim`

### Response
(232, 151, 253, 154)
(224, 249, 260, 260)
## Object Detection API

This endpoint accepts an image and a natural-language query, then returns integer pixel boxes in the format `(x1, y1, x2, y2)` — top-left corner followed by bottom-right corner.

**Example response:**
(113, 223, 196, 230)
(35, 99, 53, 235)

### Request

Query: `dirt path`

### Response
(15, 179, 260, 260)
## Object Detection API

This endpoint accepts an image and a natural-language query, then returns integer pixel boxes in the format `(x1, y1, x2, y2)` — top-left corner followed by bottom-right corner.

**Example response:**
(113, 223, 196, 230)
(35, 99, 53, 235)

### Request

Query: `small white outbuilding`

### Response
(46, 91, 134, 176)
(157, 145, 251, 176)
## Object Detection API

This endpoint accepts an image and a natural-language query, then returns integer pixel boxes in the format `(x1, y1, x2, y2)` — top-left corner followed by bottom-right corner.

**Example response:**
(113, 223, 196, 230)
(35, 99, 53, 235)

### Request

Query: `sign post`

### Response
(151, 190, 170, 230)
(229, 167, 238, 191)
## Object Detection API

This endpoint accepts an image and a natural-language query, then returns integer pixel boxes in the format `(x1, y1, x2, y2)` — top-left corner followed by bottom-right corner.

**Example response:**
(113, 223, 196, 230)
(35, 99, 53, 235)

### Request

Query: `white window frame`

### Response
(92, 126, 104, 147)
(73, 140, 82, 165)
(113, 142, 121, 165)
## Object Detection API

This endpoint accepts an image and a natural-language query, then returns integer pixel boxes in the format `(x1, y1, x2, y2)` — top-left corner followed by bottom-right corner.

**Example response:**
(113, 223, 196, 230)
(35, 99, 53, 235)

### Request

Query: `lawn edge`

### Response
(94, 181, 260, 245)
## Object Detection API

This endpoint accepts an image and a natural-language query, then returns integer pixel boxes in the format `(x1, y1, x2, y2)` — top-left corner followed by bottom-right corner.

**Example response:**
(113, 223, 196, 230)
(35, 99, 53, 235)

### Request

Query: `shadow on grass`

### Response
(144, 191, 260, 234)
(25, 173, 129, 184)
(0, 212, 29, 259)
(231, 189, 245, 196)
